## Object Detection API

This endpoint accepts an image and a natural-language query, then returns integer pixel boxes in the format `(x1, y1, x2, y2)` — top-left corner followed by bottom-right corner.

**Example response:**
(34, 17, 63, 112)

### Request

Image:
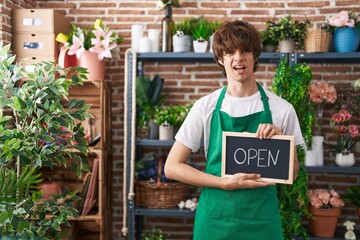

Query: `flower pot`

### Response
(305, 150, 316, 166)
(38, 181, 62, 200)
(308, 206, 341, 238)
(335, 152, 355, 167)
(159, 123, 174, 140)
(149, 119, 159, 139)
(263, 44, 276, 52)
(278, 39, 295, 53)
(76, 51, 105, 81)
(173, 34, 191, 52)
(333, 28, 360, 53)
(193, 40, 208, 53)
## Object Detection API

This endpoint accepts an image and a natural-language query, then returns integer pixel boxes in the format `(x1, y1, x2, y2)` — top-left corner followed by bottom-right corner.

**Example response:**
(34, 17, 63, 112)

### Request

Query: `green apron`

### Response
(193, 83, 283, 240)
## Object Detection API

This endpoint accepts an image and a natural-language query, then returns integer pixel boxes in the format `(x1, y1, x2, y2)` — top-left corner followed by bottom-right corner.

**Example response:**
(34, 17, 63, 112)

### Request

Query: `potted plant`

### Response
(344, 186, 360, 218)
(172, 18, 192, 52)
(56, 18, 123, 80)
(307, 189, 345, 238)
(190, 17, 212, 53)
(307, 81, 337, 166)
(209, 20, 222, 52)
(325, 109, 359, 167)
(142, 228, 168, 240)
(0, 41, 91, 238)
(154, 105, 177, 140)
(136, 75, 166, 139)
(272, 59, 313, 239)
(260, 22, 279, 52)
(327, 11, 360, 52)
(269, 16, 310, 52)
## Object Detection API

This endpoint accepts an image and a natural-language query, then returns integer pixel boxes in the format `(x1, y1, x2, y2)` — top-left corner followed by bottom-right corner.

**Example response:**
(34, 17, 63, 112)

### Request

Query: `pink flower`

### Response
(349, 125, 359, 137)
(339, 109, 352, 121)
(308, 82, 337, 104)
(67, 34, 85, 59)
(329, 11, 351, 27)
(89, 37, 116, 60)
(329, 197, 344, 208)
(308, 189, 344, 209)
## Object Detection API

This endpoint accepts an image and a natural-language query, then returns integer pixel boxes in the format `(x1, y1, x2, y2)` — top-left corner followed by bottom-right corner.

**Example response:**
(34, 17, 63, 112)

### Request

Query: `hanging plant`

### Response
(272, 58, 313, 239)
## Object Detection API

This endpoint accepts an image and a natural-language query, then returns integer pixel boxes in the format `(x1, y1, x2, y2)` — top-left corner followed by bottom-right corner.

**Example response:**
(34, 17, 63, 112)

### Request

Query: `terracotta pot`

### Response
(76, 51, 105, 81)
(38, 181, 62, 200)
(308, 206, 341, 238)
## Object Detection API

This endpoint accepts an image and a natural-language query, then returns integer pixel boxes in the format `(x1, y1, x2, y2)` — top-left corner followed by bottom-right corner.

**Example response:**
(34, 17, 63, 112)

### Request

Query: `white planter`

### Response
(209, 34, 214, 52)
(312, 136, 324, 166)
(193, 40, 208, 53)
(159, 123, 174, 140)
(172, 34, 191, 52)
(279, 39, 295, 53)
(305, 150, 317, 166)
(335, 152, 355, 167)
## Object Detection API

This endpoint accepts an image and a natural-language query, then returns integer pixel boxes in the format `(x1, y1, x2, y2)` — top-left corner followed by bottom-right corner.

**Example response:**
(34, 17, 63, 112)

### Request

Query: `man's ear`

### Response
(218, 59, 223, 66)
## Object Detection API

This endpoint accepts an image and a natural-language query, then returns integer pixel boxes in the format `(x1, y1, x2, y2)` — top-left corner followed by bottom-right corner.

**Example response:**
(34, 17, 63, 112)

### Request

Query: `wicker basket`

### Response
(305, 29, 332, 53)
(135, 157, 188, 208)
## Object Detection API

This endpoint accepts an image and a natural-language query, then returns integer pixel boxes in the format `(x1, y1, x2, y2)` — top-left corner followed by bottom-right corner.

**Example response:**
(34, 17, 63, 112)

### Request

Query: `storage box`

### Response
(15, 55, 56, 73)
(13, 33, 58, 57)
(12, 9, 71, 34)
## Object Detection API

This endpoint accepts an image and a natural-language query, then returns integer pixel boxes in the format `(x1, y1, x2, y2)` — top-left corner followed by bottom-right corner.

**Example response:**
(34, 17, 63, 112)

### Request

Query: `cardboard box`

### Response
(15, 55, 57, 73)
(12, 9, 71, 34)
(13, 33, 59, 57)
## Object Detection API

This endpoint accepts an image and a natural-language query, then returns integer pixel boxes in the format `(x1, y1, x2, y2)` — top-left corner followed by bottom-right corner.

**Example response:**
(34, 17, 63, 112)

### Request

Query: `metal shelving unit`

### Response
(125, 51, 360, 240)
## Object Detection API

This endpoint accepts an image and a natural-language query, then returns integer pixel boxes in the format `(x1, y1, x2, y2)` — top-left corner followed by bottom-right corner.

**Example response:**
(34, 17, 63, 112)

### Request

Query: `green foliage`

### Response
(190, 17, 213, 41)
(142, 228, 167, 240)
(172, 18, 192, 36)
(260, 23, 279, 46)
(268, 16, 310, 49)
(154, 103, 192, 127)
(344, 185, 360, 208)
(136, 75, 166, 128)
(0, 41, 91, 239)
(272, 59, 313, 239)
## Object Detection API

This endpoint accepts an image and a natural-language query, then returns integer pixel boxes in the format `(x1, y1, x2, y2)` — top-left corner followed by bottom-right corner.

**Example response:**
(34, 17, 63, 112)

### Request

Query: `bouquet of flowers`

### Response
(328, 109, 359, 153)
(308, 81, 337, 104)
(56, 19, 123, 60)
(308, 189, 345, 209)
(308, 81, 337, 135)
(327, 10, 360, 32)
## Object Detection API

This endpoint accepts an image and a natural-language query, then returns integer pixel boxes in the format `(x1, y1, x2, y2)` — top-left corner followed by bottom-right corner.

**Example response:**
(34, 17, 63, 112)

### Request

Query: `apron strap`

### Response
(215, 84, 271, 114)
(215, 86, 227, 111)
(256, 82, 271, 114)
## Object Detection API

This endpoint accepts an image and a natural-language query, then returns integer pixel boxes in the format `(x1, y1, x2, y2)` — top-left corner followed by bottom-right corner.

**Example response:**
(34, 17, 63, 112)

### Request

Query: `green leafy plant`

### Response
(0, 41, 91, 239)
(260, 23, 279, 46)
(154, 103, 192, 127)
(136, 75, 166, 128)
(272, 59, 313, 240)
(142, 228, 167, 240)
(190, 17, 212, 41)
(172, 18, 192, 36)
(344, 185, 360, 208)
(268, 16, 310, 49)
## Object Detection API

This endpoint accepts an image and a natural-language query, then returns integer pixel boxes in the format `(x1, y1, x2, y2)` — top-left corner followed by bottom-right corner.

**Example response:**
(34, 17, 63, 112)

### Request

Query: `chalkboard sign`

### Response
(222, 132, 295, 184)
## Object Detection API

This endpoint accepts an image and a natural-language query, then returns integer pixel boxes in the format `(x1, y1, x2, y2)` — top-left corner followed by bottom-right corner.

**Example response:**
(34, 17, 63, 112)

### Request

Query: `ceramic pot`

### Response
(173, 34, 191, 52)
(335, 152, 355, 167)
(308, 206, 341, 238)
(193, 40, 208, 53)
(305, 150, 316, 166)
(76, 51, 105, 81)
(263, 44, 276, 52)
(333, 27, 360, 53)
(312, 136, 324, 166)
(159, 123, 174, 140)
(148, 119, 159, 139)
(278, 39, 295, 53)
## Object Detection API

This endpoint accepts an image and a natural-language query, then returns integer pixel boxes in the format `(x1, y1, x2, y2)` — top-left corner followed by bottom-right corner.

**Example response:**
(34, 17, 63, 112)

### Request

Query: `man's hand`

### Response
(256, 123, 281, 139)
(221, 173, 275, 190)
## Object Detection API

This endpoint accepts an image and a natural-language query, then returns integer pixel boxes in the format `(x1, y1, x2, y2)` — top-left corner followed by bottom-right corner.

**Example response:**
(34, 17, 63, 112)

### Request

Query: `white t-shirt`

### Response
(175, 87, 305, 158)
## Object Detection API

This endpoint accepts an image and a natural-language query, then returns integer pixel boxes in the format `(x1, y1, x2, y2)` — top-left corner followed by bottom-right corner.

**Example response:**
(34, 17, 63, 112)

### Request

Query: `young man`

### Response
(164, 20, 304, 239)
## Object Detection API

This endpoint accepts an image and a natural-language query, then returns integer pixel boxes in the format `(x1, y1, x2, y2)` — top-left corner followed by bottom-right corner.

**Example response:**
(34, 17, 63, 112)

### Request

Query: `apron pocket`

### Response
(204, 186, 275, 220)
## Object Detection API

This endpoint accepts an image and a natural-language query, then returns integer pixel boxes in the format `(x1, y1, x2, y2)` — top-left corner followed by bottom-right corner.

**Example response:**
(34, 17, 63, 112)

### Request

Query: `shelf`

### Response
(136, 138, 175, 147)
(137, 52, 286, 64)
(294, 52, 360, 64)
(135, 207, 195, 217)
(305, 166, 360, 174)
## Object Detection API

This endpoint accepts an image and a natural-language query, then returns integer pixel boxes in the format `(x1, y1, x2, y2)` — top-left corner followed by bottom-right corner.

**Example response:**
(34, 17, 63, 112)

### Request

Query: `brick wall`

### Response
(1, 0, 359, 239)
